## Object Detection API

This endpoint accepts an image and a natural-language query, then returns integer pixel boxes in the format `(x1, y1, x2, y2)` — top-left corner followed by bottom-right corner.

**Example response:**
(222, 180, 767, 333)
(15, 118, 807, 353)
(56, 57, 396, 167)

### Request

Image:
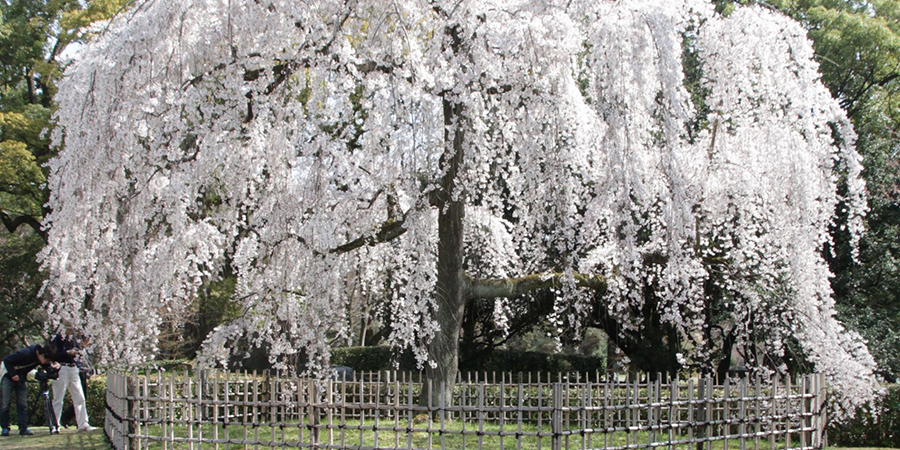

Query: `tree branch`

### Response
(331, 217, 407, 254)
(1, 210, 47, 242)
(468, 272, 608, 299)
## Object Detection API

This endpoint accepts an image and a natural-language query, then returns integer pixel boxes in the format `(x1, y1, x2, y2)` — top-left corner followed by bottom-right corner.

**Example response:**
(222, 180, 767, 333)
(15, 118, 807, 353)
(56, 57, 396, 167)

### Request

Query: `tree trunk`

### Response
(420, 97, 467, 407)
(715, 327, 737, 382)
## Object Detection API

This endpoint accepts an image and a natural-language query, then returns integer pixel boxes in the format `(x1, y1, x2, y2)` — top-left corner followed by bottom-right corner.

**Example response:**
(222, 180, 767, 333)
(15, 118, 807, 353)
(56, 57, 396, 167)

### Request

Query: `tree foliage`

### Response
(749, 0, 900, 381)
(0, 231, 45, 354)
(0, 0, 129, 352)
(44, 0, 879, 413)
(0, 0, 128, 236)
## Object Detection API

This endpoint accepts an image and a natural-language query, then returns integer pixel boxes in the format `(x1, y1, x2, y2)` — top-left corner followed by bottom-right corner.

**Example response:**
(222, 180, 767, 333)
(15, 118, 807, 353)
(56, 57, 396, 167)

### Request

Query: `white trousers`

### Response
(52, 365, 89, 429)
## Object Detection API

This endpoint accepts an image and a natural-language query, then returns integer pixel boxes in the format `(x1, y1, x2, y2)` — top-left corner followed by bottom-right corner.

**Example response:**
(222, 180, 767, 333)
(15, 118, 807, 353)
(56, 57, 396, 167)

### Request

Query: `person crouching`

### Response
(0, 344, 59, 436)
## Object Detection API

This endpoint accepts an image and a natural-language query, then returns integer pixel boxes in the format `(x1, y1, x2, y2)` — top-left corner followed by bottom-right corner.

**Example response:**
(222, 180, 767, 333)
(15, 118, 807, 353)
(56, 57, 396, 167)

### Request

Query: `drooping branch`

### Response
(467, 272, 608, 299)
(1, 210, 47, 242)
(331, 218, 407, 254)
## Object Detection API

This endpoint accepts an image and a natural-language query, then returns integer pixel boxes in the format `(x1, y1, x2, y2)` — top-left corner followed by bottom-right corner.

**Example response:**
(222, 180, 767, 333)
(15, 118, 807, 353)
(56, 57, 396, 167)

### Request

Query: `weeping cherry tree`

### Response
(43, 0, 879, 412)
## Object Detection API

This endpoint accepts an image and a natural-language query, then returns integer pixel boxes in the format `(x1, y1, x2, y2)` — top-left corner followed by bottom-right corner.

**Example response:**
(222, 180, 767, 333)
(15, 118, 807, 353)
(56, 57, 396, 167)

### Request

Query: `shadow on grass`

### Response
(1, 426, 109, 450)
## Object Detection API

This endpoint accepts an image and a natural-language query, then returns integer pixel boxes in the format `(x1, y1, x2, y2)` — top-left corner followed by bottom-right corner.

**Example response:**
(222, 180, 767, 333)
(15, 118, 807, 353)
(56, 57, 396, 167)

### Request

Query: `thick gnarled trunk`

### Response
(420, 97, 467, 407)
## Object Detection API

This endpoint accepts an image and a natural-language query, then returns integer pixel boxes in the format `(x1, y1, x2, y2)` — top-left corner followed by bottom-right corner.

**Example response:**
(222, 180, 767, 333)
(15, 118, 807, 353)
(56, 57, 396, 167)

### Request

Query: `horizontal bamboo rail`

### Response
(105, 370, 826, 450)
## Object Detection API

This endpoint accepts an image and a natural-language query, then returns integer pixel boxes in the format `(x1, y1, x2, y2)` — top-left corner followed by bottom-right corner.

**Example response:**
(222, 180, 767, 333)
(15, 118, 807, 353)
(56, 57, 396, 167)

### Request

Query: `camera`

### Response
(35, 366, 60, 382)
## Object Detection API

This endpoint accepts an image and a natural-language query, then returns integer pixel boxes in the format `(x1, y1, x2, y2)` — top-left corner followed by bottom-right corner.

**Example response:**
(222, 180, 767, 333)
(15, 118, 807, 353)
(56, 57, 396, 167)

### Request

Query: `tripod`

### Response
(38, 377, 60, 434)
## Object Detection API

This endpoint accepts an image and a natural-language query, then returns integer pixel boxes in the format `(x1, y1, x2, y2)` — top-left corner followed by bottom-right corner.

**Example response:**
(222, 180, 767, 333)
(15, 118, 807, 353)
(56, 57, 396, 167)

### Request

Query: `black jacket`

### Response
(51, 333, 80, 366)
(2, 345, 48, 380)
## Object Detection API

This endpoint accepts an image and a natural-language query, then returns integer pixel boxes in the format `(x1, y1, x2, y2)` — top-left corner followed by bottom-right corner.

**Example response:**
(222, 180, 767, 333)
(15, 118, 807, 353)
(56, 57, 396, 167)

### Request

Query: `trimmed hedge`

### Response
(330, 346, 605, 375)
(458, 348, 604, 374)
(330, 346, 416, 371)
(828, 383, 900, 447)
(6, 374, 106, 429)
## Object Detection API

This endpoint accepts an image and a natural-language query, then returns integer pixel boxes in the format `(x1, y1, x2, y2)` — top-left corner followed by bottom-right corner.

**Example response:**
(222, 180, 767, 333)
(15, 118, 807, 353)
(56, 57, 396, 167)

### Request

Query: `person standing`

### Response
(50, 328, 95, 432)
(59, 335, 93, 429)
(0, 344, 58, 436)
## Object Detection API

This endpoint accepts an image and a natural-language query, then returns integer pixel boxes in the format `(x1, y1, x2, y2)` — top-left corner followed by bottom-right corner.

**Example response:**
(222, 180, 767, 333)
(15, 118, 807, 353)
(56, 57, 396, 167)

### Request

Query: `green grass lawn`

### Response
(0, 424, 895, 450)
(0, 426, 108, 450)
(106, 419, 880, 450)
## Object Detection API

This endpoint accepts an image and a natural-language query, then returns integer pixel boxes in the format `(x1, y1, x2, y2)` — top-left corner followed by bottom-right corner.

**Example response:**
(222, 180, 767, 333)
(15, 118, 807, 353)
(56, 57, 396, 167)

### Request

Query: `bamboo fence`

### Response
(105, 370, 826, 450)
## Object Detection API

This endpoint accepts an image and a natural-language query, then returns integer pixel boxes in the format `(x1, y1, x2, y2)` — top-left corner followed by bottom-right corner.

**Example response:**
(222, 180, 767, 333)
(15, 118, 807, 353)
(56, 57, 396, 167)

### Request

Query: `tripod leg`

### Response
(43, 392, 59, 434)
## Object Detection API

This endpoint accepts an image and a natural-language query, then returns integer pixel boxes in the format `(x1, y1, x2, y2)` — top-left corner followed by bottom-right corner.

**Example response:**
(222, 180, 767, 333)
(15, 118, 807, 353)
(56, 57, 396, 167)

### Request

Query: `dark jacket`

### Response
(51, 333, 80, 366)
(2, 345, 48, 380)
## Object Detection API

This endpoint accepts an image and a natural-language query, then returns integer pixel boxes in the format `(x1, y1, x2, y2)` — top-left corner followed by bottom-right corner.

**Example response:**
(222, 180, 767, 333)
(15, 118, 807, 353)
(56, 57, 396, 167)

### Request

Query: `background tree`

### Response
(731, 0, 900, 381)
(44, 0, 879, 412)
(0, 0, 129, 351)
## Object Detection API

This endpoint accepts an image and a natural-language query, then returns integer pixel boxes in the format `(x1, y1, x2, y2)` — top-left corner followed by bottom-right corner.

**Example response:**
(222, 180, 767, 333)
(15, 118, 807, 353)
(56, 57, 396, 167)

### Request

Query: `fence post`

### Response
(816, 373, 827, 449)
(309, 379, 319, 449)
(695, 377, 707, 450)
(552, 382, 562, 450)
(128, 373, 138, 450)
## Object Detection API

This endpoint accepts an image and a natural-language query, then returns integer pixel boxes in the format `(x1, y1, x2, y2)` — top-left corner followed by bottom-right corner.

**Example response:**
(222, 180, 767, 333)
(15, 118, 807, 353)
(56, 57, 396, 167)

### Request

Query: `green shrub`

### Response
(459, 349, 604, 375)
(828, 383, 900, 447)
(330, 346, 604, 376)
(331, 346, 417, 371)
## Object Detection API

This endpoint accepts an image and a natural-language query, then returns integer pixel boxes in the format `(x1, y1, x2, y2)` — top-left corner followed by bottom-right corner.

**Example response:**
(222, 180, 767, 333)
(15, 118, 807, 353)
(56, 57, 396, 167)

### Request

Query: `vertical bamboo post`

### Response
(818, 373, 827, 449)
(440, 380, 447, 450)
(516, 379, 524, 450)
(477, 382, 485, 450)
(632, 378, 639, 450)
(651, 376, 660, 447)
(800, 375, 808, 450)
(563, 374, 570, 450)
(669, 376, 678, 447)
(213, 373, 220, 450)
(187, 371, 195, 450)
(395, 376, 401, 449)
(357, 373, 363, 447)
(197, 370, 204, 450)
(130, 373, 139, 450)
(500, 376, 506, 450)
(326, 379, 334, 446)
(769, 375, 777, 450)
(739, 377, 746, 450)
(536, 373, 543, 450)
(754, 375, 761, 450)
(339, 372, 347, 449)
(242, 372, 249, 450)
(404, 376, 413, 449)
(810, 374, 818, 449)
(119, 373, 127, 450)
(224, 372, 231, 447)
(169, 373, 176, 447)
(625, 377, 632, 450)
(427, 378, 434, 450)
(724, 377, 731, 450)
(135, 373, 141, 450)
(582, 378, 589, 450)
(688, 378, 695, 447)
(310, 379, 319, 449)
(298, 374, 306, 447)
(551, 382, 561, 450)
(253, 372, 260, 450)
(372, 374, 380, 448)
(785, 376, 792, 450)
(157, 371, 166, 450)
(269, 373, 276, 448)
(701, 376, 712, 450)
